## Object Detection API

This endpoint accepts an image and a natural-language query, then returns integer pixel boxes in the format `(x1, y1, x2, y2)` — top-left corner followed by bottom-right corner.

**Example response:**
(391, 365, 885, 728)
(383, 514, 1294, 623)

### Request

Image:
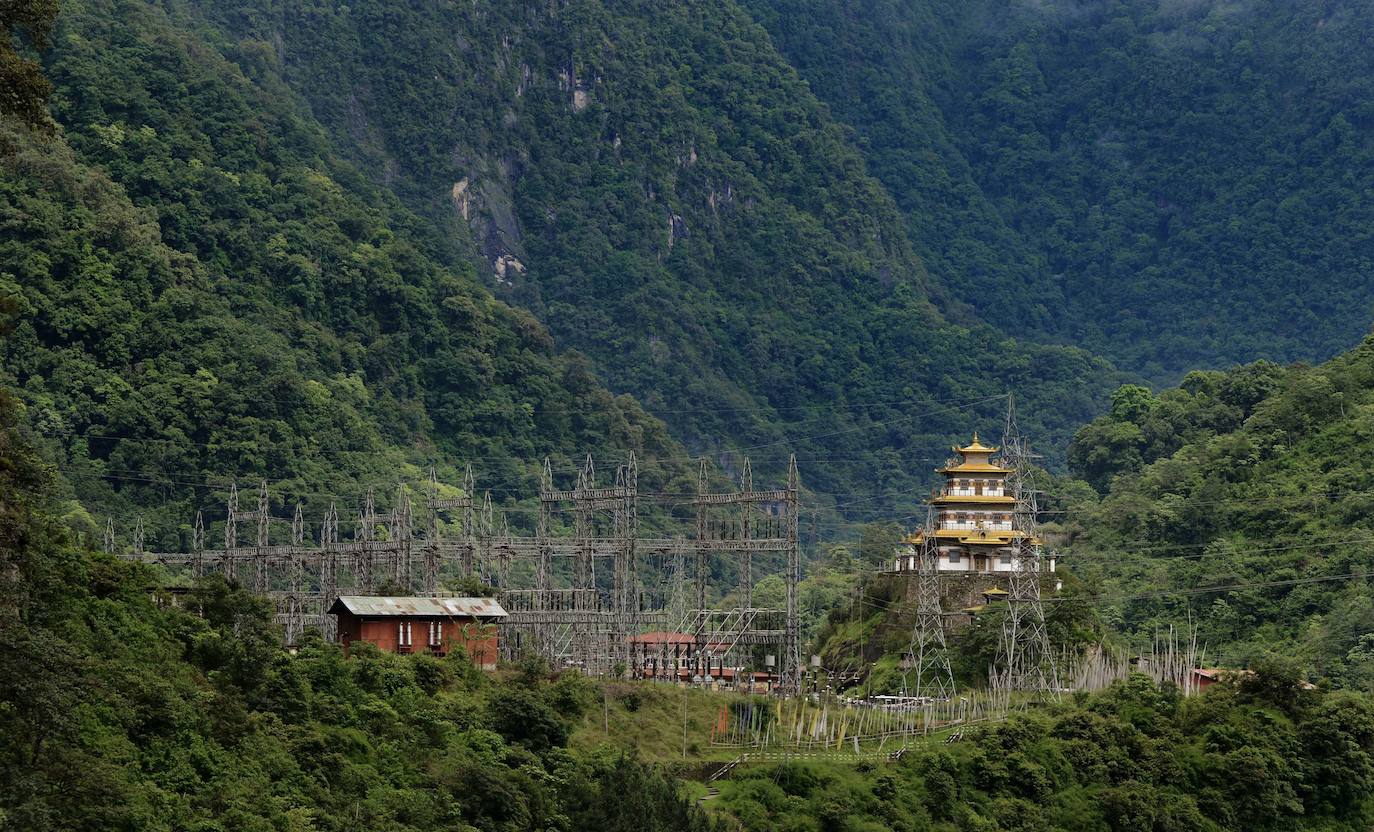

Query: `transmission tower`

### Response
(993, 396, 1059, 695)
(192, 511, 206, 578)
(224, 483, 238, 581)
(319, 502, 340, 641)
(389, 483, 412, 588)
(425, 469, 441, 595)
(357, 487, 376, 593)
(782, 454, 802, 693)
(121, 452, 805, 690)
(286, 503, 306, 645)
(904, 505, 956, 699)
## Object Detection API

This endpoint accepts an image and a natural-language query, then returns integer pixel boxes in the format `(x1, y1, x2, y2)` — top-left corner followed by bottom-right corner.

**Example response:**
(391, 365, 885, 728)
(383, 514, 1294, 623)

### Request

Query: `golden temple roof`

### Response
(954, 432, 998, 454)
(937, 432, 1011, 474)
(908, 528, 1036, 545)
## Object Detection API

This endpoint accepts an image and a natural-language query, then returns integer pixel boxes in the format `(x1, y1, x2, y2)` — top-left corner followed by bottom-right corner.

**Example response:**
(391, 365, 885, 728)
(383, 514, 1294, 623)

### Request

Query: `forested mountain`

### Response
(1059, 328, 1374, 682)
(0, 0, 1131, 544)
(7, 0, 1374, 664)
(712, 674, 1374, 832)
(3, 0, 690, 544)
(160, 0, 1118, 513)
(807, 328, 1374, 696)
(10, 1, 1374, 829)
(744, 0, 1374, 379)
(0, 395, 711, 831)
(7, 387, 1374, 832)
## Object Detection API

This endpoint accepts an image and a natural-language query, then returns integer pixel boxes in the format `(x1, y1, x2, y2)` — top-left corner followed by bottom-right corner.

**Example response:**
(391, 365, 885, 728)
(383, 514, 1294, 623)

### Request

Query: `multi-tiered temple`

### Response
(893, 434, 1055, 574)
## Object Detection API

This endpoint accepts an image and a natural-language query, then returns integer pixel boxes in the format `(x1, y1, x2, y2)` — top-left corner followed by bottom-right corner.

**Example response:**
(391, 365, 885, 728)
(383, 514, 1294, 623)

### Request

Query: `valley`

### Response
(4, 0, 1374, 830)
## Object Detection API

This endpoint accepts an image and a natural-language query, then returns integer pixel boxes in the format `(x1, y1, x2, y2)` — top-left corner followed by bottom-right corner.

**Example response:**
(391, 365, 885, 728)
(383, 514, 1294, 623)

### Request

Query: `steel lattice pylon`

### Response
(992, 396, 1060, 696)
(115, 453, 805, 692)
(904, 505, 956, 700)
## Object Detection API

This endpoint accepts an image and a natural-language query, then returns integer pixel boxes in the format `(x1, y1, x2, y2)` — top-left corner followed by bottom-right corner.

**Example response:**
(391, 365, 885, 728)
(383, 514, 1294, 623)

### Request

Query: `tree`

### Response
(0, 0, 57, 131)
(485, 687, 568, 752)
(1301, 693, 1374, 819)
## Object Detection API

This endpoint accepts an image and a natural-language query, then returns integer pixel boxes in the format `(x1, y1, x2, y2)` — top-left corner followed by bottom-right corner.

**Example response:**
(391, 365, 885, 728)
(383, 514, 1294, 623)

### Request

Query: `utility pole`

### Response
(860, 586, 871, 700)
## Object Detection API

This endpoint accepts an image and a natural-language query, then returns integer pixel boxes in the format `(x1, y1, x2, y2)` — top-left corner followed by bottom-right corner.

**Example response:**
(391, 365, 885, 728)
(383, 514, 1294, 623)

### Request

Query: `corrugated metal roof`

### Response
(329, 596, 508, 618)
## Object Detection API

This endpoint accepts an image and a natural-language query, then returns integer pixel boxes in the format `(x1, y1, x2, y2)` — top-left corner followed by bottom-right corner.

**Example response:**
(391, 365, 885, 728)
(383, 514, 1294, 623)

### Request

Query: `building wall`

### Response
(894, 545, 1056, 574)
(339, 614, 500, 669)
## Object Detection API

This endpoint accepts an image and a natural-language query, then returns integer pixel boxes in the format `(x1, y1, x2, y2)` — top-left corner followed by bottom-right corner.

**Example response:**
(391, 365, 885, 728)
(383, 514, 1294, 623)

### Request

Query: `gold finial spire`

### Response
(954, 434, 998, 454)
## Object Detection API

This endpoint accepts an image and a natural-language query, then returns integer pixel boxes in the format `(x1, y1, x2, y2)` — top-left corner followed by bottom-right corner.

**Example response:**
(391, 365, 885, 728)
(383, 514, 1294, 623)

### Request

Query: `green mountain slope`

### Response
(803, 331, 1374, 693)
(7, 373, 1374, 832)
(171, 0, 1120, 513)
(743, 0, 1374, 379)
(0, 396, 710, 831)
(710, 675, 1374, 832)
(1060, 329, 1374, 681)
(2, 0, 687, 543)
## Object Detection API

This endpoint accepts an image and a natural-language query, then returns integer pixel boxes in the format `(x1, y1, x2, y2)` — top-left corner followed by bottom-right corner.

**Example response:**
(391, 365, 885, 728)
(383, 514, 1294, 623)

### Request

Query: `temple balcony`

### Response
(939, 521, 1014, 532)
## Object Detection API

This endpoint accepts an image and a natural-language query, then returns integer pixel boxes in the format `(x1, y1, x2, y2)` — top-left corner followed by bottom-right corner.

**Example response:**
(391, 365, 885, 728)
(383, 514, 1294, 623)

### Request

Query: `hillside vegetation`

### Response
(170, 0, 1118, 512)
(808, 331, 1374, 692)
(8, 390, 1374, 832)
(710, 673, 1374, 832)
(1059, 330, 1374, 682)
(3, 0, 689, 546)
(0, 391, 710, 831)
(9, 1, 1374, 830)
(745, 0, 1374, 379)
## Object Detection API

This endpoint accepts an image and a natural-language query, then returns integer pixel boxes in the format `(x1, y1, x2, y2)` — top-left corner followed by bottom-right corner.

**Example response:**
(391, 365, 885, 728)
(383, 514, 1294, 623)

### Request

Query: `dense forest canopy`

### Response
(0, 0, 57, 132)
(743, 0, 1374, 380)
(0, 390, 712, 831)
(170, 0, 1119, 515)
(2, 0, 692, 550)
(1059, 330, 1374, 681)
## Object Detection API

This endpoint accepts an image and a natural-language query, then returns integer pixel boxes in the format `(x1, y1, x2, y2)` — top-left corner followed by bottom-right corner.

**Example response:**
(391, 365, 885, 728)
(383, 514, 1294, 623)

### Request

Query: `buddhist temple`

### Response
(892, 434, 1056, 575)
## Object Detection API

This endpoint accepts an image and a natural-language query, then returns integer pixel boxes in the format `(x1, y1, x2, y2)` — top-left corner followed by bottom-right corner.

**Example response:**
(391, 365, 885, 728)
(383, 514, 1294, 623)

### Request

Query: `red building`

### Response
(329, 596, 507, 670)
(627, 631, 779, 691)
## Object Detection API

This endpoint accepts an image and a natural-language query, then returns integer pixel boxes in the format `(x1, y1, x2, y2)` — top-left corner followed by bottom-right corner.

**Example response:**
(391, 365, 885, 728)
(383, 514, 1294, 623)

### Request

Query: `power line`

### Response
(797, 485, 1374, 518)
(33, 388, 1016, 423)
(1061, 568, 1374, 605)
(1053, 534, 1374, 565)
(852, 557, 1374, 616)
(45, 466, 1374, 557)
(34, 395, 1008, 502)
